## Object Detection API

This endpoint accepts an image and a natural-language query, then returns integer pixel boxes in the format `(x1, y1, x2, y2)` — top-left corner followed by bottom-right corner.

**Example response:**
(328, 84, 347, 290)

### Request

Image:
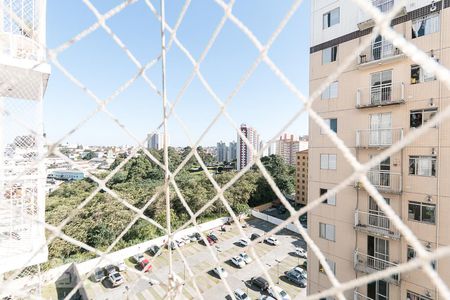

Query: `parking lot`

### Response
(83, 217, 307, 299)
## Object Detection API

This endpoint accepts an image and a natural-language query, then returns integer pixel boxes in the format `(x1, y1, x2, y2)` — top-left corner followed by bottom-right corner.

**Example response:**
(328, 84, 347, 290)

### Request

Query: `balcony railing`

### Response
(356, 128, 403, 148)
(354, 291, 374, 300)
(363, 170, 402, 194)
(356, 82, 405, 108)
(359, 40, 403, 66)
(354, 210, 400, 239)
(354, 250, 400, 284)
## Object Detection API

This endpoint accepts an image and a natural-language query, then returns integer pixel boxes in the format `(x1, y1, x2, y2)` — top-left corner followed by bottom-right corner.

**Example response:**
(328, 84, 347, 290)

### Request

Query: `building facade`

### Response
(228, 141, 237, 162)
(217, 141, 228, 162)
(237, 124, 260, 170)
(147, 133, 163, 150)
(296, 150, 309, 205)
(309, 1, 450, 299)
(276, 134, 300, 165)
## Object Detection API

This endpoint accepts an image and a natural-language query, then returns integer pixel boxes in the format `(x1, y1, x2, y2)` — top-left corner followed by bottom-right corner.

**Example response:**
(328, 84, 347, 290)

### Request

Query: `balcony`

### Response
(356, 82, 405, 108)
(356, 128, 403, 148)
(358, 40, 404, 68)
(354, 210, 400, 239)
(355, 171, 402, 194)
(354, 250, 400, 284)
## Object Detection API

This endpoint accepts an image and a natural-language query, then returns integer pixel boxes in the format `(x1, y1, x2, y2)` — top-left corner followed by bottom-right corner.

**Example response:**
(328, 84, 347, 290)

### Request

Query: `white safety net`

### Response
(1, 0, 450, 299)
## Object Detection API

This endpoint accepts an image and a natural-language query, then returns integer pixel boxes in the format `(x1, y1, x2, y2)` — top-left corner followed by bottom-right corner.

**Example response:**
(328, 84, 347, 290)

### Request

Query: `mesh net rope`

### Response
(0, 0, 449, 299)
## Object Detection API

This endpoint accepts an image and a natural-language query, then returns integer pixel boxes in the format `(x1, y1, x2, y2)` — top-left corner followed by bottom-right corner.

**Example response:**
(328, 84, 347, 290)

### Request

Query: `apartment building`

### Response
(308, 1, 450, 299)
(296, 149, 309, 205)
(277, 134, 301, 165)
(237, 124, 261, 170)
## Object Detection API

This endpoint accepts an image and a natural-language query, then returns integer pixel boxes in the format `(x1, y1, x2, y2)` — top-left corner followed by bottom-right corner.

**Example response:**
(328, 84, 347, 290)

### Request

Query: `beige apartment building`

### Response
(308, 1, 450, 299)
(296, 150, 309, 205)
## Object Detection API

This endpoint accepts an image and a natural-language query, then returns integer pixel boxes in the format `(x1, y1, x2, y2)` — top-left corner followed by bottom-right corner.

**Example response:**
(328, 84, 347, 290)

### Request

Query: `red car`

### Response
(201, 236, 214, 246)
(140, 259, 152, 272)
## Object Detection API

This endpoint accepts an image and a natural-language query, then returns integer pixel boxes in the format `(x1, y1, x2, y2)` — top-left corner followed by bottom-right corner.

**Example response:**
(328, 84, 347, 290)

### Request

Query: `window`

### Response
(409, 156, 436, 177)
(320, 188, 336, 205)
(411, 13, 440, 39)
(323, 7, 340, 29)
(408, 201, 436, 224)
(320, 154, 336, 170)
(319, 259, 336, 274)
(406, 245, 436, 269)
(411, 63, 437, 84)
(319, 223, 335, 241)
(373, 0, 394, 13)
(407, 291, 432, 300)
(321, 81, 339, 99)
(323, 46, 338, 64)
(370, 70, 392, 105)
(321, 118, 337, 134)
(410, 108, 438, 128)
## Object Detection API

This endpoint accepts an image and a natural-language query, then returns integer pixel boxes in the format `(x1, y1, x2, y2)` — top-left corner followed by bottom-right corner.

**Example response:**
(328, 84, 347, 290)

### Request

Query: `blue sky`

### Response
(44, 0, 310, 147)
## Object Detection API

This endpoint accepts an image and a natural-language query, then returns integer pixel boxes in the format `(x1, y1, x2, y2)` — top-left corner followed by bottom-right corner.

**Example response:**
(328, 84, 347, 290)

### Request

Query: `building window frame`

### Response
(321, 81, 339, 99)
(407, 290, 433, 300)
(319, 223, 336, 241)
(323, 7, 340, 29)
(408, 201, 436, 224)
(411, 13, 440, 39)
(409, 156, 437, 177)
(320, 154, 337, 170)
(411, 63, 438, 84)
(320, 188, 336, 205)
(322, 46, 338, 64)
(410, 108, 438, 128)
(321, 118, 338, 134)
(319, 259, 336, 274)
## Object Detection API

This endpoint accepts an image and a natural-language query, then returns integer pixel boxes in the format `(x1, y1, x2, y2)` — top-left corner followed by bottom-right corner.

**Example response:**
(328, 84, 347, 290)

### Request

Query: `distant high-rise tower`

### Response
(237, 124, 260, 170)
(276, 134, 300, 165)
(228, 141, 237, 162)
(147, 133, 163, 150)
(216, 141, 228, 162)
(0, 0, 50, 275)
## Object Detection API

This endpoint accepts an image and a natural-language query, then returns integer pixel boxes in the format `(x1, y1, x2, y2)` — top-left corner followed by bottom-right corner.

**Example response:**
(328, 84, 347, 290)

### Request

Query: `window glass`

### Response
(323, 46, 338, 64)
(422, 205, 436, 224)
(323, 7, 340, 29)
(412, 13, 440, 39)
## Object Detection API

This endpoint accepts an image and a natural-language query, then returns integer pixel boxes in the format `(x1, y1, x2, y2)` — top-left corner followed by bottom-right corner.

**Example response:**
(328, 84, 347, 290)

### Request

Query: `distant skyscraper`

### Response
(216, 141, 228, 162)
(276, 133, 300, 165)
(228, 141, 237, 162)
(147, 133, 163, 150)
(237, 124, 260, 170)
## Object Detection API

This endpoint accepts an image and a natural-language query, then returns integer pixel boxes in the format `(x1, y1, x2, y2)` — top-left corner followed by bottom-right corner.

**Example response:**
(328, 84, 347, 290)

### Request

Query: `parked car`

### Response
(208, 233, 218, 242)
(200, 236, 215, 246)
(148, 245, 161, 256)
(268, 286, 291, 300)
(93, 267, 105, 282)
(189, 233, 200, 242)
(250, 233, 261, 242)
(250, 276, 269, 291)
(105, 264, 116, 275)
(140, 259, 152, 272)
(277, 205, 287, 214)
(293, 267, 307, 279)
(116, 261, 126, 272)
(231, 256, 246, 268)
(238, 238, 249, 247)
(300, 260, 307, 270)
(295, 247, 307, 258)
(264, 236, 280, 246)
(259, 296, 276, 300)
(233, 288, 251, 300)
(284, 270, 306, 287)
(213, 267, 228, 279)
(239, 253, 253, 264)
(108, 272, 124, 287)
(169, 241, 178, 250)
(176, 239, 185, 247)
(132, 253, 145, 263)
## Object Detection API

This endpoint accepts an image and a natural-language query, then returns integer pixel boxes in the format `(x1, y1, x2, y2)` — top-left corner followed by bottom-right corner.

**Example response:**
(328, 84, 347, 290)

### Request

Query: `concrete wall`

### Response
(251, 210, 302, 234)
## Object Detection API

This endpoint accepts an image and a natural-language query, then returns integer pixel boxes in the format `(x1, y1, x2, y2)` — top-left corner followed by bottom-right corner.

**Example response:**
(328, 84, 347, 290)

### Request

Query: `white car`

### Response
(264, 236, 280, 246)
(295, 247, 307, 258)
(116, 261, 126, 272)
(176, 239, 185, 247)
(238, 238, 249, 247)
(132, 253, 145, 263)
(231, 256, 246, 268)
(182, 236, 191, 244)
(239, 252, 253, 264)
(213, 267, 228, 278)
(268, 286, 291, 300)
(108, 272, 124, 287)
(294, 267, 307, 279)
(234, 288, 251, 300)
